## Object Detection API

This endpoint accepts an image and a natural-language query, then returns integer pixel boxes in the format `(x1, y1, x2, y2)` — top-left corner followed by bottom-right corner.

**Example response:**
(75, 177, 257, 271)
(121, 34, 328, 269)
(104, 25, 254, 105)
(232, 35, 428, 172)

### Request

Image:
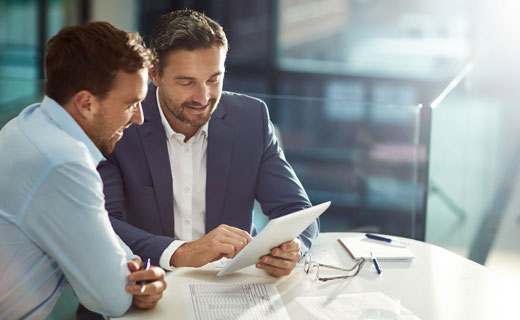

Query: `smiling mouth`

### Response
(114, 126, 127, 138)
(185, 104, 209, 113)
(117, 123, 132, 135)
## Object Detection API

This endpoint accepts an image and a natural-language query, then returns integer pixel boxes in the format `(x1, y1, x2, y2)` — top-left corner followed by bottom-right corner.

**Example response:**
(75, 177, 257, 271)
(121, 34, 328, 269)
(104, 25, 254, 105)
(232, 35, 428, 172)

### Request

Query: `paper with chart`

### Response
(183, 283, 290, 320)
(296, 291, 421, 320)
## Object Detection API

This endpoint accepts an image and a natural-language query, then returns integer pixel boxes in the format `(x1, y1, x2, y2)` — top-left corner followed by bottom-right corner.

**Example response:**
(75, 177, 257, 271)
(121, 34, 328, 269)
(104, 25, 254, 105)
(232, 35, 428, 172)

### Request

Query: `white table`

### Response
(118, 232, 517, 319)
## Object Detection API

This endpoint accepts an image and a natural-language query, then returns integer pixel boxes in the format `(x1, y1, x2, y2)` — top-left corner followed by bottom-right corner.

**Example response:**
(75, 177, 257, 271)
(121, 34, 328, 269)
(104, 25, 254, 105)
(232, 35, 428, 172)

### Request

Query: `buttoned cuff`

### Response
(159, 240, 187, 271)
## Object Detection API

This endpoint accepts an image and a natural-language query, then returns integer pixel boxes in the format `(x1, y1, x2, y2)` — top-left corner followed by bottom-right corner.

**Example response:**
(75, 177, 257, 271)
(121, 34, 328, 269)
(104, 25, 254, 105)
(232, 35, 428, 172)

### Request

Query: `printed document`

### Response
(183, 283, 290, 320)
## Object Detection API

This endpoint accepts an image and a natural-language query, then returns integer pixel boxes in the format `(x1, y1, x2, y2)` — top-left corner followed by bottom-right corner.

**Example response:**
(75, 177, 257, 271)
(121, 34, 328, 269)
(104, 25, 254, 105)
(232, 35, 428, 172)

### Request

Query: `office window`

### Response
(0, 0, 81, 127)
(278, 0, 471, 80)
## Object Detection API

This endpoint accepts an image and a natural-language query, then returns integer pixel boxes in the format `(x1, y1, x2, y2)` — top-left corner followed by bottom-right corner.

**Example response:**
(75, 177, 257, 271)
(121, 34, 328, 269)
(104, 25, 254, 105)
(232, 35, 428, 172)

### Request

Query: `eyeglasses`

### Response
(303, 254, 365, 282)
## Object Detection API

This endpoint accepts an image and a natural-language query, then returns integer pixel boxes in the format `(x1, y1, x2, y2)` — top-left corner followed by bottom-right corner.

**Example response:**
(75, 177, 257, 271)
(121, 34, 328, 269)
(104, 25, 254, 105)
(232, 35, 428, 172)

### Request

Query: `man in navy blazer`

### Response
(98, 9, 319, 277)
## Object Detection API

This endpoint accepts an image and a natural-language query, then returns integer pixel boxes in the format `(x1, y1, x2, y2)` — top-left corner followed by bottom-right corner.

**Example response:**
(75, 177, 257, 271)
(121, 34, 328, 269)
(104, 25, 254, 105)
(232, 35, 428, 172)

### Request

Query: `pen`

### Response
(370, 251, 382, 275)
(139, 258, 151, 294)
(365, 233, 409, 245)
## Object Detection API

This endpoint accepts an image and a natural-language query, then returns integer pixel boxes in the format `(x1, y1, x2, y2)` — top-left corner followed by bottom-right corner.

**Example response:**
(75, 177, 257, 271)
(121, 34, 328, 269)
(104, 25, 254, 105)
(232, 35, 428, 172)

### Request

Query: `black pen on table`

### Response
(139, 258, 151, 294)
(365, 233, 409, 246)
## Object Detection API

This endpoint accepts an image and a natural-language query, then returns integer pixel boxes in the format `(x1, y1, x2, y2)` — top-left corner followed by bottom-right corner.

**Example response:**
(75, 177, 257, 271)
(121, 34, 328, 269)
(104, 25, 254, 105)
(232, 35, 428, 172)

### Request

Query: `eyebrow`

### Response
(173, 72, 223, 81)
(124, 97, 142, 105)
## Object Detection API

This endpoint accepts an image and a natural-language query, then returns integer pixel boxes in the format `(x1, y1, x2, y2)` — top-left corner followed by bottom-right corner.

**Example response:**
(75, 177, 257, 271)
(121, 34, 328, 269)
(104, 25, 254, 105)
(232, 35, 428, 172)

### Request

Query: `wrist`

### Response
(170, 242, 189, 267)
(160, 240, 186, 270)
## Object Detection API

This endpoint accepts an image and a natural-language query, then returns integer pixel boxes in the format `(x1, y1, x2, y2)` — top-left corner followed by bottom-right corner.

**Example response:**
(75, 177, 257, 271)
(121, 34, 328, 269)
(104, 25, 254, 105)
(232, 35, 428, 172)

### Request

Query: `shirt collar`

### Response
(40, 95, 105, 165)
(155, 87, 209, 142)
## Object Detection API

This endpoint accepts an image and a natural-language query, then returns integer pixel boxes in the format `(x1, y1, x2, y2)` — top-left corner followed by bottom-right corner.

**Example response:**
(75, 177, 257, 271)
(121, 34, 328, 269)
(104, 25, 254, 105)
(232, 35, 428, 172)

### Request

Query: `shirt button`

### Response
(185, 147, 190, 153)
(184, 219, 190, 225)
(184, 186, 191, 192)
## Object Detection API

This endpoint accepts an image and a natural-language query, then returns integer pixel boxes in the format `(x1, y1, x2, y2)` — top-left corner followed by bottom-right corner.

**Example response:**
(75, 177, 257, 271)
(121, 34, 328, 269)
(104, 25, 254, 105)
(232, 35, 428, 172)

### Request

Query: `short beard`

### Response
(86, 106, 116, 155)
(97, 139, 115, 155)
(173, 98, 217, 128)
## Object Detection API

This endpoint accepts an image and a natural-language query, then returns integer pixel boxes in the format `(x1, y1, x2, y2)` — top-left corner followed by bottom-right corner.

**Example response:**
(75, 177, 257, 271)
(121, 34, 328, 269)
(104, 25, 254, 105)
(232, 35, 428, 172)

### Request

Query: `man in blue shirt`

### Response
(0, 22, 166, 319)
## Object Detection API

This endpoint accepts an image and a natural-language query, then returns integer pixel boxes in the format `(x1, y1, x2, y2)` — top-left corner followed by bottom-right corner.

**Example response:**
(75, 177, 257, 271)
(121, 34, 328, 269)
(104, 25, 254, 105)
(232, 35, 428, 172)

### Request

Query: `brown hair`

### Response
(45, 21, 153, 105)
(150, 9, 228, 76)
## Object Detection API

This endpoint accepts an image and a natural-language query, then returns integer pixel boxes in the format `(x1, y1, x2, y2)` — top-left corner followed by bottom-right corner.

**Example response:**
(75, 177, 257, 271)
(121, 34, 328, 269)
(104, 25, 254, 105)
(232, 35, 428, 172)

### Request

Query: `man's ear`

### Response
(71, 90, 97, 120)
(149, 68, 160, 87)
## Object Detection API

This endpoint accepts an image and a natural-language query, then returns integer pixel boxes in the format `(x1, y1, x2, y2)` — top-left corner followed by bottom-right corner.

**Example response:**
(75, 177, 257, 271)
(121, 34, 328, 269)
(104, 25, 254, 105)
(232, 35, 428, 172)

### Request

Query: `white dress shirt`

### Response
(156, 88, 209, 270)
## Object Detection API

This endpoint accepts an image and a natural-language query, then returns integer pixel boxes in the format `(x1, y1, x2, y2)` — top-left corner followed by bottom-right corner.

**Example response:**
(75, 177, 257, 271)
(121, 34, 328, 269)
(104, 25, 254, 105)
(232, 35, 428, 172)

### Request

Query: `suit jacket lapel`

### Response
(206, 104, 234, 231)
(138, 86, 175, 237)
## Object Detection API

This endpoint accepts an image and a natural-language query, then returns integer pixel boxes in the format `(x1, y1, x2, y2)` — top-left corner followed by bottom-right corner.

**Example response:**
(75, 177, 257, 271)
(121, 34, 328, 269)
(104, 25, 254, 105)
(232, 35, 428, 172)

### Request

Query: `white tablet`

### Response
(216, 201, 331, 276)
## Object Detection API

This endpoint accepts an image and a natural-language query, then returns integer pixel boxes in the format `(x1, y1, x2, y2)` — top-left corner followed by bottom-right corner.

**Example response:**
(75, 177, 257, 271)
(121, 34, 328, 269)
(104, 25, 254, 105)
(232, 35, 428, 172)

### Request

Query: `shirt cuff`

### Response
(159, 240, 187, 271)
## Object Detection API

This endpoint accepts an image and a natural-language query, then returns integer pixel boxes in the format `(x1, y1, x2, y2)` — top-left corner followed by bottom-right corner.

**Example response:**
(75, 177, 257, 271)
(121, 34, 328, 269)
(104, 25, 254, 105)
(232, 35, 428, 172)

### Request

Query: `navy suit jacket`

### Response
(98, 86, 319, 266)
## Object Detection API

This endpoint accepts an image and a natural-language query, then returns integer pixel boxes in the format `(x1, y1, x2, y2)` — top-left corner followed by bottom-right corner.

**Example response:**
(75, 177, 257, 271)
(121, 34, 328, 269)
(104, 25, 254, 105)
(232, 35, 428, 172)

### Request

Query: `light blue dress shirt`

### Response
(0, 97, 137, 319)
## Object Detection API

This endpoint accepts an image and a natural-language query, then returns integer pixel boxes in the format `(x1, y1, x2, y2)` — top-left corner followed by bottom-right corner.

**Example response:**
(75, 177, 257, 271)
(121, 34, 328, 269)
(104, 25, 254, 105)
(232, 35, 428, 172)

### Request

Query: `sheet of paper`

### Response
(183, 283, 290, 320)
(296, 291, 421, 320)
(307, 243, 338, 265)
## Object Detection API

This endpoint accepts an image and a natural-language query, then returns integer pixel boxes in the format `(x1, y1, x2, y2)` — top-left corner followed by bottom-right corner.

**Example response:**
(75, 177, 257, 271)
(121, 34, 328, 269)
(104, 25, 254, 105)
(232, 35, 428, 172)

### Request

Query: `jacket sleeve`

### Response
(98, 154, 175, 266)
(254, 101, 320, 255)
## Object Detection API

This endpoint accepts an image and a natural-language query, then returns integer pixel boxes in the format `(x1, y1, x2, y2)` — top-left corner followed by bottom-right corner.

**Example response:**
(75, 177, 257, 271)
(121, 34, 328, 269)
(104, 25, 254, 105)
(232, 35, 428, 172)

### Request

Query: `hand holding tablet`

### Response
(256, 238, 303, 277)
(217, 201, 331, 276)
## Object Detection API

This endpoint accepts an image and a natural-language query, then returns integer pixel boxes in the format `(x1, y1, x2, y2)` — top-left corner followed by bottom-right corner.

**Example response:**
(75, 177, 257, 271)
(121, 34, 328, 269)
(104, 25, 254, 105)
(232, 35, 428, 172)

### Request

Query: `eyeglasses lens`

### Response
(307, 262, 318, 281)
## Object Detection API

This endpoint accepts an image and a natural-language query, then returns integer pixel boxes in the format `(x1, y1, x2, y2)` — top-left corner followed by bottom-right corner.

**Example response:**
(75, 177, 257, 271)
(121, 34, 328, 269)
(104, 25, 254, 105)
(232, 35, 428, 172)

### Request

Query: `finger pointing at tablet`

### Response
(170, 224, 252, 268)
(216, 202, 329, 277)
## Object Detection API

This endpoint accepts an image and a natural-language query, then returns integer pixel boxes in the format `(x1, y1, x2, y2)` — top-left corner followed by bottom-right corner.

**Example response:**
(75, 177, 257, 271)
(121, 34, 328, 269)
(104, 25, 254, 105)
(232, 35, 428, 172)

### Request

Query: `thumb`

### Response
(127, 259, 141, 272)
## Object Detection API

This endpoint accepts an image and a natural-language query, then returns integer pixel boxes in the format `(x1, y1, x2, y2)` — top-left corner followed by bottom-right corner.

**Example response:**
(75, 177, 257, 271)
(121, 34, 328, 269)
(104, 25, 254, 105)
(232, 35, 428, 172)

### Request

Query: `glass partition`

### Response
(426, 62, 520, 281)
(247, 93, 425, 240)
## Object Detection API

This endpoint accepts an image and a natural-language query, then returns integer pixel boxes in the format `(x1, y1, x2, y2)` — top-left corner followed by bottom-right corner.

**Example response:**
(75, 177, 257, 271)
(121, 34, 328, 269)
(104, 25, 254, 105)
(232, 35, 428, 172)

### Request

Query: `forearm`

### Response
(25, 164, 133, 316)
(110, 216, 175, 266)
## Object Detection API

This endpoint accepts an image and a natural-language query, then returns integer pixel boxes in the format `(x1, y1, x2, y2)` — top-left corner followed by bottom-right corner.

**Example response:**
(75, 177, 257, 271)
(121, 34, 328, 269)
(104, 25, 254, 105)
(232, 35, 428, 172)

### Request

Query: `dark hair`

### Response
(45, 21, 153, 105)
(150, 9, 228, 75)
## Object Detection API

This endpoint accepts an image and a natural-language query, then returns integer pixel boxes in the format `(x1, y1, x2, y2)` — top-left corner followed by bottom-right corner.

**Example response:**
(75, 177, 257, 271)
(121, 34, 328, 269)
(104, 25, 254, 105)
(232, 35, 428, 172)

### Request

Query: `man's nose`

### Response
(192, 83, 210, 106)
(131, 102, 144, 125)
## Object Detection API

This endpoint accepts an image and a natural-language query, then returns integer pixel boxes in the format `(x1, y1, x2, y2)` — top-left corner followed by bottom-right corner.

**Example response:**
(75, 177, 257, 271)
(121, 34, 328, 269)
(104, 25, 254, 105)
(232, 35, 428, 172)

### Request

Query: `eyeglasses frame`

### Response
(303, 254, 366, 282)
